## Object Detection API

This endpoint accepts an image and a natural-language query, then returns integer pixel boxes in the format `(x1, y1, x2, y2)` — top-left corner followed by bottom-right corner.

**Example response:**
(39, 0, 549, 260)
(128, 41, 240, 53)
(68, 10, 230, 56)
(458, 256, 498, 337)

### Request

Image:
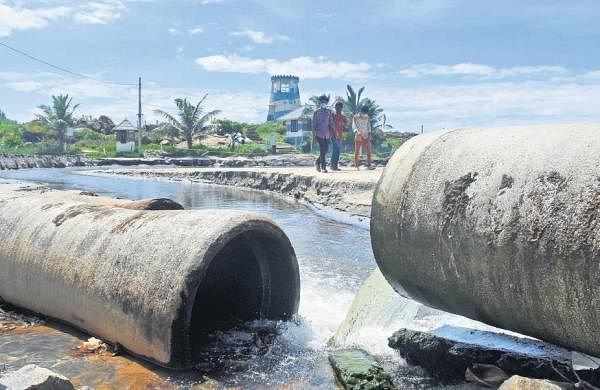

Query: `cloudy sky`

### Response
(1, 0, 600, 131)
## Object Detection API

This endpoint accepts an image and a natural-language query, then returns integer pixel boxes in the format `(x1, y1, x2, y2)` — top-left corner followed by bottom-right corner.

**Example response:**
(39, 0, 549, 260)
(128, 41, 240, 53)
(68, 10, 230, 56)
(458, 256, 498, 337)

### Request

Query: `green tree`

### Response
(153, 95, 221, 149)
(214, 119, 250, 135)
(36, 94, 79, 153)
(344, 85, 365, 116)
(344, 85, 393, 148)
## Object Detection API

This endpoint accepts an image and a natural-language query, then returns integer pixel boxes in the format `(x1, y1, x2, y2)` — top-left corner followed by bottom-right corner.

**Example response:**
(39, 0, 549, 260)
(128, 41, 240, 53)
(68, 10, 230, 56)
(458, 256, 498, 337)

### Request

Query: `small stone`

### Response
(498, 375, 574, 390)
(191, 376, 220, 390)
(0, 364, 75, 390)
(328, 349, 395, 390)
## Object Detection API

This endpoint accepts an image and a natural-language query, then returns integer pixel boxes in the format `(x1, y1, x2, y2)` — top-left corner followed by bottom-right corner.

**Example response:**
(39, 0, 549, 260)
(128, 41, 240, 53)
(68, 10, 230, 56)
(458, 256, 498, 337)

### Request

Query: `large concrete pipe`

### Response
(0, 183, 300, 369)
(371, 124, 600, 357)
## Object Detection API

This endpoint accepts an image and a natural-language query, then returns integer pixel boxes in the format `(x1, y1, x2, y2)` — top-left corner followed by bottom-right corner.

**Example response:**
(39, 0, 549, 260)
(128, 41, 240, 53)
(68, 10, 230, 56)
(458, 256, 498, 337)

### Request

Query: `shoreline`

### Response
(0, 153, 388, 171)
(98, 166, 382, 220)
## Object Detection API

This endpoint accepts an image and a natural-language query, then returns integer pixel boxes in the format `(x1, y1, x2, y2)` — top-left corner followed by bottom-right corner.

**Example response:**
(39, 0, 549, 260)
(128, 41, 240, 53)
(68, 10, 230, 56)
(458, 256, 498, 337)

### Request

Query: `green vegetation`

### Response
(0, 85, 406, 159)
(255, 121, 285, 143)
(144, 142, 268, 157)
(0, 119, 23, 147)
(36, 94, 79, 153)
(214, 119, 251, 135)
(153, 95, 221, 149)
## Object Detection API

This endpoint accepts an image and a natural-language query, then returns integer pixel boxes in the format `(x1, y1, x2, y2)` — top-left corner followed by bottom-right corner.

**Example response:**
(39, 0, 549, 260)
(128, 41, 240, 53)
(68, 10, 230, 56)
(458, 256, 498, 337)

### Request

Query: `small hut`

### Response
(114, 119, 138, 153)
(279, 105, 312, 149)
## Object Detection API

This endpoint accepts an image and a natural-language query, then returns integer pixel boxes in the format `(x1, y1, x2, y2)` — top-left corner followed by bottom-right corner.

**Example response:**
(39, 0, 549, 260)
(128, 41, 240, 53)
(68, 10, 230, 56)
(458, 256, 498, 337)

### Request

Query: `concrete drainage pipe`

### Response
(371, 124, 600, 357)
(0, 184, 300, 369)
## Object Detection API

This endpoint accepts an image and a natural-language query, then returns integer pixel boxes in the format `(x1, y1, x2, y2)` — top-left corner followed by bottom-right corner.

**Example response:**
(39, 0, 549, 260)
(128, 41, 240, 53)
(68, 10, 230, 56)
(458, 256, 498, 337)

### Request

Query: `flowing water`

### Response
(2, 167, 586, 389)
(0, 167, 382, 388)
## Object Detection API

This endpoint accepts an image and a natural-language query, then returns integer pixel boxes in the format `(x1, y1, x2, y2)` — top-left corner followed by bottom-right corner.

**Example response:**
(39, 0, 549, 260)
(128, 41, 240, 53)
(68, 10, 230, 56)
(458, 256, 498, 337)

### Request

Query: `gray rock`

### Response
(0, 364, 74, 390)
(388, 328, 576, 384)
(498, 375, 574, 390)
(328, 349, 395, 390)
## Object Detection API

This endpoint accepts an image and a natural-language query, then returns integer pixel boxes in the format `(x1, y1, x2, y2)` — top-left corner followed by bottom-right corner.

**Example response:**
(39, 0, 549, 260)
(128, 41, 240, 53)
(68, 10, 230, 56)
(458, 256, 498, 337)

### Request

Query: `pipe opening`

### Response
(190, 228, 299, 357)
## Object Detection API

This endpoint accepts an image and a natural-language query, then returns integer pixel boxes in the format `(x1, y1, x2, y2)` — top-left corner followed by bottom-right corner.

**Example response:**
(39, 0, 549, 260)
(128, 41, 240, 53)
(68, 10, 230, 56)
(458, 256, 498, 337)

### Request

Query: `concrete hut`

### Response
(114, 119, 138, 153)
(279, 105, 312, 149)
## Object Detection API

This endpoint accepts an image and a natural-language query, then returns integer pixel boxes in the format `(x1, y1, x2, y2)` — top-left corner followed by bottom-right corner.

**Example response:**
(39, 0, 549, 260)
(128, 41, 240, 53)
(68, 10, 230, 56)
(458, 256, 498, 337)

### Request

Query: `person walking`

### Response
(330, 101, 347, 171)
(312, 95, 333, 173)
(353, 105, 374, 170)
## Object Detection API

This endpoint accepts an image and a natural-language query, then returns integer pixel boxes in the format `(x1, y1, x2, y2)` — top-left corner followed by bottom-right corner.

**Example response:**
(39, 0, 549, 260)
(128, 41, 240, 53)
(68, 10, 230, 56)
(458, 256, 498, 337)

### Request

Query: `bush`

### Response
(255, 121, 285, 143)
(74, 127, 106, 141)
(214, 119, 251, 135)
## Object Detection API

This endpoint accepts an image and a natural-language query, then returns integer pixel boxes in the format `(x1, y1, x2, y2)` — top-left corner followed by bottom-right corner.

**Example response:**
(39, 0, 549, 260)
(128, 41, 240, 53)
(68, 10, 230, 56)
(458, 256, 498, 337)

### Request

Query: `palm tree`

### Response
(153, 95, 221, 149)
(36, 94, 79, 153)
(344, 85, 365, 116)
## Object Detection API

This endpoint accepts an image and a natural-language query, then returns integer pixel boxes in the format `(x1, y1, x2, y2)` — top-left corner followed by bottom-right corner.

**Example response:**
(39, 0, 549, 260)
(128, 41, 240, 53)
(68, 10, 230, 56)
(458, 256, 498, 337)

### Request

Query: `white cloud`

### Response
(195, 54, 371, 79)
(73, 1, 126, 24)
(0, 1, 126, 36)
(0, 71, 267, 123)
(0, 3, 71, 37)
(371, 81, 600, 131)
(7, 66, 600, 130)
(5, 80, 44, 92)
(168, 27, 179, 35)
(398, 63, 569, 79)
(188, 26, 204, 34)
(230, 29, 289, 44)
(200, 0, 223, 4)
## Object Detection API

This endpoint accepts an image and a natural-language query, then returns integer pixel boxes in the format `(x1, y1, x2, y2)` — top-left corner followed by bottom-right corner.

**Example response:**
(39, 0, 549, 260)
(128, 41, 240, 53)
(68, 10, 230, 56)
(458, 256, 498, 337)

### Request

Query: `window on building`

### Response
(291, 120, 298, 132)
(116, 131, 127, 143)
(281, 84, 289, 93)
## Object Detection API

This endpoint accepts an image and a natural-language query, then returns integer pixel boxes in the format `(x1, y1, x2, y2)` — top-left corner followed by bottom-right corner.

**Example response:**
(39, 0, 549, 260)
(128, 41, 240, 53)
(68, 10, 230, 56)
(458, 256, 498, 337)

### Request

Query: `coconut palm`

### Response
(36, 94, 79, 153)
(344, 85, 365, 116)
(153, 95, 221, 149)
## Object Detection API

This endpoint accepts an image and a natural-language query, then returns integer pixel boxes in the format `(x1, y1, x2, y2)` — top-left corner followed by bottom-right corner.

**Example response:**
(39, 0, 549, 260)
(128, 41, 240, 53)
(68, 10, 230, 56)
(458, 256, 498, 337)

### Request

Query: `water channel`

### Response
(0, 167, 393, 388)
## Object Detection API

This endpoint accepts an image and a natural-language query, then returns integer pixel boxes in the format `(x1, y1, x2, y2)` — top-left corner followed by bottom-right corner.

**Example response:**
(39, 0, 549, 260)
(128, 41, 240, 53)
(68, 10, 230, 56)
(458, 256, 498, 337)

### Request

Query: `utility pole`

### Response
(137, 76, 142, 157)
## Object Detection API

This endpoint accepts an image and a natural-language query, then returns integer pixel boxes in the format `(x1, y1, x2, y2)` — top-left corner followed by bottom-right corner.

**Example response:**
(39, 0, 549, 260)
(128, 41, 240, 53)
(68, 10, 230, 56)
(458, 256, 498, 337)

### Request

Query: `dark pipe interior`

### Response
(190, 229, 298, 357)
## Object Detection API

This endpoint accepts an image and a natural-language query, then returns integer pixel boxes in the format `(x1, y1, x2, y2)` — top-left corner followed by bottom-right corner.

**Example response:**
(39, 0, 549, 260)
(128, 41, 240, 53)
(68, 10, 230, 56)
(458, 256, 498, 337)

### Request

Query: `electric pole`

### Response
(137, 76, 142, 156)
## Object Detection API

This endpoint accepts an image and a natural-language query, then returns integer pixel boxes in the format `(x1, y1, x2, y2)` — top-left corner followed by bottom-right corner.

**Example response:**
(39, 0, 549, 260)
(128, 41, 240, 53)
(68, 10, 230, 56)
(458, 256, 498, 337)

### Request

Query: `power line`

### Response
(0, 41, 137, 86)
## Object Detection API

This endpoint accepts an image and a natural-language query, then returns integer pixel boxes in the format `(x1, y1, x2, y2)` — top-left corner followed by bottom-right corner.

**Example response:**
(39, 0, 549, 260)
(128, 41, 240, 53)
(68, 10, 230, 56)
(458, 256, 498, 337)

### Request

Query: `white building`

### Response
(114, 119, 138, 153)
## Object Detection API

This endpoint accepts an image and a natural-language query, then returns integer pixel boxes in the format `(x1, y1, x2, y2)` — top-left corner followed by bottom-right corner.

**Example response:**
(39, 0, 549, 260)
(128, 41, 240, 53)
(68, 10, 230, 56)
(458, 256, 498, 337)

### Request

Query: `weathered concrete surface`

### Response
(103, 166, 382, 218)
(11, 184, 184, 210)
(372, 124, 600, 357)
(0, 183, 300, 369)
(0, 154, 94, 170)
(0, 153, 385, 171)
(328, 349, 395, 389)
(0, 364, 75, 390)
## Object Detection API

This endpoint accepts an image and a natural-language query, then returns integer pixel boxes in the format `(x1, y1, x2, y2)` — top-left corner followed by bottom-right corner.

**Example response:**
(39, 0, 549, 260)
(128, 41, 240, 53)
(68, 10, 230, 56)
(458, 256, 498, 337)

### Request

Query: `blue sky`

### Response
(2, 0, 600, 131)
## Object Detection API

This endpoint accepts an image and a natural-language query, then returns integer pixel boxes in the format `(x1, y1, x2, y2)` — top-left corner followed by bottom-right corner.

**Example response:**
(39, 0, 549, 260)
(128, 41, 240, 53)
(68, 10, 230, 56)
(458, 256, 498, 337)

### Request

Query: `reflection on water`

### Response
(0, 167, 377, 388)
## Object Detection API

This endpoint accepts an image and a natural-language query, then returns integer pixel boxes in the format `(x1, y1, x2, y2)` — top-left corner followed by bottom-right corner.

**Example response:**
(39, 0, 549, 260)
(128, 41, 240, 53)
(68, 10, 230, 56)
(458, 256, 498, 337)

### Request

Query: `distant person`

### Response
(312, 95, 333, 173)
(330, 101, 347, 171)
(353, 105, 374, 170)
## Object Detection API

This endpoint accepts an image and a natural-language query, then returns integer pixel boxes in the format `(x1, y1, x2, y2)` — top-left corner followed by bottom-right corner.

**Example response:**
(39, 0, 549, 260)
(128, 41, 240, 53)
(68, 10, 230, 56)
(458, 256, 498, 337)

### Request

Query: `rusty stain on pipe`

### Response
(0, 183, 300, 368)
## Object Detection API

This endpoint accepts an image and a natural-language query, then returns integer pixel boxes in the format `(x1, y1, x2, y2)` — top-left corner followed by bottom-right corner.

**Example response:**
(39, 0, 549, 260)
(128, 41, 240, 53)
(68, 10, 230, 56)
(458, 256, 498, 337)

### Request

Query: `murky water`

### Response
(0, 167, 378, 388)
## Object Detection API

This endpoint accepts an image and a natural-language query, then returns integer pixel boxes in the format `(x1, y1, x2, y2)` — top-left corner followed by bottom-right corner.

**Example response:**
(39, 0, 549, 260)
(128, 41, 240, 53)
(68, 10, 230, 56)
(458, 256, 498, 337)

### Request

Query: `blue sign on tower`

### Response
(267, 75, 301, 121)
